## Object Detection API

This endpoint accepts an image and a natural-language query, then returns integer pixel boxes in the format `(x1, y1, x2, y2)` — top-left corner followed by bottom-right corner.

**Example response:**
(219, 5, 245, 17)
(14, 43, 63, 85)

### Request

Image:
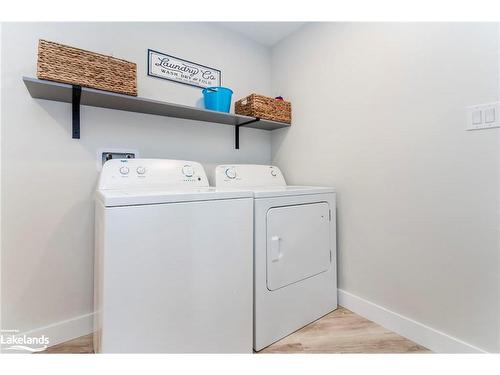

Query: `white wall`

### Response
(0, 22, 272, 338)
(271, 23, 500, 352)
(0, 23, 3, 352)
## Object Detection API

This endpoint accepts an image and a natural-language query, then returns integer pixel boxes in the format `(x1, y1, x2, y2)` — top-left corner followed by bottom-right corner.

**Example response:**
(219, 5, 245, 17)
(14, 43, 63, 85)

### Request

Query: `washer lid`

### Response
(252, 186, 335, 198)
(97, 187, 253, 207)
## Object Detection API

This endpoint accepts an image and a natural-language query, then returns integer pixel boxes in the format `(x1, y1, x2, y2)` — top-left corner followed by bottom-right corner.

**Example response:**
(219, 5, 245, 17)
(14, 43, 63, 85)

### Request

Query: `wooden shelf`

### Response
(23, 77, 290, 148)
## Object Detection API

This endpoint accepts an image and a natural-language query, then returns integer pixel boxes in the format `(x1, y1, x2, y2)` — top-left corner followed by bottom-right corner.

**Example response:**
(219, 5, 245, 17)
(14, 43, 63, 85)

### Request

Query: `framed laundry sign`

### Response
(147, 49, 221, 89)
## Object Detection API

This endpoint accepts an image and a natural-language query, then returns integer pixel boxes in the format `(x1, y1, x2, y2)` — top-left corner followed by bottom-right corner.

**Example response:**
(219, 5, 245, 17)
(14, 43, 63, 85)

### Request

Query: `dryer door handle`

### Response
(270, 236, 282, 262)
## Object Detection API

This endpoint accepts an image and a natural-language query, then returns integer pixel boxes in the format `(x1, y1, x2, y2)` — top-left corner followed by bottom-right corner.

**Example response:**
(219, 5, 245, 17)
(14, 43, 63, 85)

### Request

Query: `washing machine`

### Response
(95, 159, 254, 353)
(215, 164, 337, 351)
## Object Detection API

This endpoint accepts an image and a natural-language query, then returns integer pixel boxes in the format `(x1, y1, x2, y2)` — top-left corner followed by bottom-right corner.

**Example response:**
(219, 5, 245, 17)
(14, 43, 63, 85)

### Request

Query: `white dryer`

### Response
(95, 159, 254, 353)
(215, 164, 337, 351)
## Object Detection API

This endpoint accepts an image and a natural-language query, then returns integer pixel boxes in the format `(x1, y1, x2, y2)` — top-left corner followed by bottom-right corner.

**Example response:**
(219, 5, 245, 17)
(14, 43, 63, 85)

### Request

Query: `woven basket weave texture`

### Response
(235, 94, 291, 124)
(37, 39, 137, 96)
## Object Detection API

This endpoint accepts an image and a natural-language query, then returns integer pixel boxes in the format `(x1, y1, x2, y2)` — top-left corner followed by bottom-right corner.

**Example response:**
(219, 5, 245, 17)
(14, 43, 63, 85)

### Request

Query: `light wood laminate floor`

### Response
(39, 307, 430, 354)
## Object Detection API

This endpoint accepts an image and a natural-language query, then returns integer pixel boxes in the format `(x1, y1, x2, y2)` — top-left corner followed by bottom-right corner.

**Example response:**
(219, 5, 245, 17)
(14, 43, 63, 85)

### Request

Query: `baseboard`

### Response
(338, 289, 487, 353)
(13, 312, 94, 351)
(5, 292, 488, 353)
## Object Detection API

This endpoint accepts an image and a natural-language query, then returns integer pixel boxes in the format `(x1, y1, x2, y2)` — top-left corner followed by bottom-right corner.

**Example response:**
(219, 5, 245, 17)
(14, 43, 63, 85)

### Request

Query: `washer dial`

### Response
(182, 165, 194, 177)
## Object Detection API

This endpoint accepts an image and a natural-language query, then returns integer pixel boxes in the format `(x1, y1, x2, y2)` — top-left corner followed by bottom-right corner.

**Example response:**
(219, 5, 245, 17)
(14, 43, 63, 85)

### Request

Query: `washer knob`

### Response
(271, 169, 278, 177)
(136, 166, 146, 175)
(182, 165, 194, 177)
(119, 166, 129, 175)
(225, 167, 237, 179)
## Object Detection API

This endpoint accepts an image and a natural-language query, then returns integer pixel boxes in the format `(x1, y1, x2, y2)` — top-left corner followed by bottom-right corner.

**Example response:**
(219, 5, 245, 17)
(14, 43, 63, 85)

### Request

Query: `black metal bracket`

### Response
(235, 118, 260, 149)
(72, 85, 82, 139)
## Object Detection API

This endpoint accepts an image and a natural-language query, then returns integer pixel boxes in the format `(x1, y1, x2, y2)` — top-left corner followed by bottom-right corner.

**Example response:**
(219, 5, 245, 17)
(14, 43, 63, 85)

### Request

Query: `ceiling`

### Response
(217, 22, 306, 46)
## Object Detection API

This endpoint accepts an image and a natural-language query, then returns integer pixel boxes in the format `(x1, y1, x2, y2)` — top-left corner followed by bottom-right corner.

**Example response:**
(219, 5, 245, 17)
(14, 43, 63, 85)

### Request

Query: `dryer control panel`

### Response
(98, 159, 208, 190)
(215, 164, 286, 187)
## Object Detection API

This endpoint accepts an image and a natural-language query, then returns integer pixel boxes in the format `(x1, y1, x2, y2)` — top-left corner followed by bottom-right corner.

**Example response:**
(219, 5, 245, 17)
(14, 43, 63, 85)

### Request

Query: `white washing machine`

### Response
(215, 164, 337, 351)
(95, 159, 254, 353)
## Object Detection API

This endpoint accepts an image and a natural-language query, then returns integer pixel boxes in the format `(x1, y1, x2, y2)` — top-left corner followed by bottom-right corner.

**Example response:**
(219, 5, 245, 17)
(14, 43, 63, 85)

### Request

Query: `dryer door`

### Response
(266, 202, 331, 291)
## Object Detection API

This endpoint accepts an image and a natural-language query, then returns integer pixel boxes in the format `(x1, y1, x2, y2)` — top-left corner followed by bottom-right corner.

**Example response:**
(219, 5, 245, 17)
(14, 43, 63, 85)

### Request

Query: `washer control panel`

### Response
(215, 164, 286, 187)
(98, 159, 208, 190)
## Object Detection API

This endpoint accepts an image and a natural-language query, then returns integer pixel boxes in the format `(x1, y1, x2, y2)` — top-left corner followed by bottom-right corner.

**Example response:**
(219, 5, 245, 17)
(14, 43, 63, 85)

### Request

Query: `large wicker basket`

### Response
(235, 94, 291, 124)
(37, 39, 137, 96)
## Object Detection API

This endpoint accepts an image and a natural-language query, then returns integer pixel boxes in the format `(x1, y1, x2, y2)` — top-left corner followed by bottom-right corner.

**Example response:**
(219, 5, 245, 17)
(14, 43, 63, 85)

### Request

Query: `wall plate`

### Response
(466, 102, 500, 131)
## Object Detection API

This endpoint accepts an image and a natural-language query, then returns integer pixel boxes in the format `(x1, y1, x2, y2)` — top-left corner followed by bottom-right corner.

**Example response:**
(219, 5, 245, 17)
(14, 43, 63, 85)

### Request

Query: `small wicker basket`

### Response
(235, 94, 291, 124)
(37, 39, 137, 96)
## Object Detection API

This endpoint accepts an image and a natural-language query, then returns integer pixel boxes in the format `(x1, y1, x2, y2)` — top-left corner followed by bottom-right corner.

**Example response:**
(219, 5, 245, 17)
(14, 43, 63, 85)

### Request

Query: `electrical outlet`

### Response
(466, 102, 500, 131)
(97, 148, 140, 170)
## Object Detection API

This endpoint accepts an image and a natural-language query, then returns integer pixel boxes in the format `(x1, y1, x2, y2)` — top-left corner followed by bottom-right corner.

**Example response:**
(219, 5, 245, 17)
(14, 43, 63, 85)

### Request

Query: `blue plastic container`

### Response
(202, 86, 233, 113)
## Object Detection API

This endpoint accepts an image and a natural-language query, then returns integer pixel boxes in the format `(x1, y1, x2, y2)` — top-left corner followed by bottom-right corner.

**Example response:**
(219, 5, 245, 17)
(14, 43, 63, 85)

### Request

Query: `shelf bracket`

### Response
(235, 118, 260, 149)
(72, 85, 82, 139)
